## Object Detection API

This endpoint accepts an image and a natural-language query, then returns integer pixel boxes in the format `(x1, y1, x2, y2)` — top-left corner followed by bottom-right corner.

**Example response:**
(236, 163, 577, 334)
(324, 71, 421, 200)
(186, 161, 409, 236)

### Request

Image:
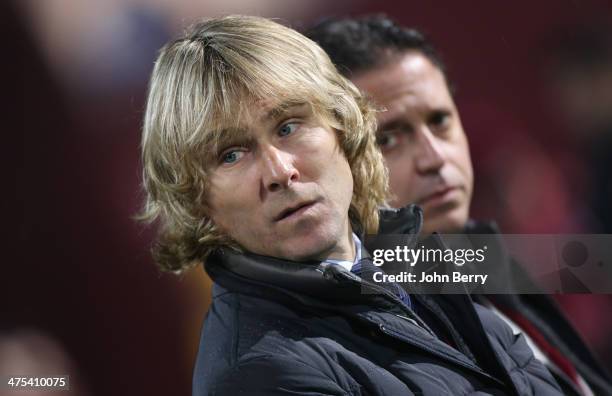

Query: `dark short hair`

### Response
(306, 15, 447, 79)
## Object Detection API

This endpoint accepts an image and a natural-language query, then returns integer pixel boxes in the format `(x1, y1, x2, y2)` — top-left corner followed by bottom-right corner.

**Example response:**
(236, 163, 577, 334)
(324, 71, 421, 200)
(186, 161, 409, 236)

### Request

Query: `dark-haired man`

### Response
(308, 15, 612, 395)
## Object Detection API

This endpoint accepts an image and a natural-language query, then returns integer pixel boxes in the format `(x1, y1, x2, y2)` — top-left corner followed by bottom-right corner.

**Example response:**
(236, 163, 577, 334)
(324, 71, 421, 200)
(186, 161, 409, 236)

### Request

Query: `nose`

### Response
(414, 128, 445, 174)
(260, 145, 300, 193)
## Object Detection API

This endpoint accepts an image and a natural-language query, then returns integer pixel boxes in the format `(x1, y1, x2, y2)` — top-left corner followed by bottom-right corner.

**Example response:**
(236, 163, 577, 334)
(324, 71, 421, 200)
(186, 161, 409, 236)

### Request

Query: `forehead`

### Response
(352, 52, 454, 121)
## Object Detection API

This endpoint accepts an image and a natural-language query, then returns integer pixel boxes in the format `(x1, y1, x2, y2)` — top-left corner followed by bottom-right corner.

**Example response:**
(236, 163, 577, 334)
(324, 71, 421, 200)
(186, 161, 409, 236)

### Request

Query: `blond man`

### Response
(140, 15, 562, 396)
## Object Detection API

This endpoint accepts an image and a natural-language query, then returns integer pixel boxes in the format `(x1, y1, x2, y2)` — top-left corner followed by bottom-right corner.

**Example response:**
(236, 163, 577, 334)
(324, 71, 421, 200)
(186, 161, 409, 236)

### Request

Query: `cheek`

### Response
(208, 177, 231, 212)
(337, 157, 354, 200)
(385, 155, 416, 186)
(382, 157, 415, 206)
(315, 147, 353, 209)
(296, 129, 343, 178)
(207, 176, 252, 229)
(449, 137, 474, 180)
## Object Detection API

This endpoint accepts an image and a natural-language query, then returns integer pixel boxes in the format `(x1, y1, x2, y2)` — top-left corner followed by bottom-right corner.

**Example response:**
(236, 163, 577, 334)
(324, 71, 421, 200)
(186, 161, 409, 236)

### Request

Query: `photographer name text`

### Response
(373, 271, 488, 285)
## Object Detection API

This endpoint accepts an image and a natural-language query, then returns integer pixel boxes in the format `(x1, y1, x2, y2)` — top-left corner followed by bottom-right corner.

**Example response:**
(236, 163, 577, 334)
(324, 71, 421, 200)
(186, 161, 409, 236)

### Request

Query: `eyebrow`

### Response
(199, 127, 250, 163)
(378, 119, 413, 133)
(263, 102, 308, 122)
(215, 127, 252, 149)
(377, 106, 453, 132)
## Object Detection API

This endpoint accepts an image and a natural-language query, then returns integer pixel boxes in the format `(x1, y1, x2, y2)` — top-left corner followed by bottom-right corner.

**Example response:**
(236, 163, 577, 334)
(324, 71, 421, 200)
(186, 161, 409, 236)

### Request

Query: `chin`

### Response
(280, 229, 340, 262)
(423, 206, 469, 235)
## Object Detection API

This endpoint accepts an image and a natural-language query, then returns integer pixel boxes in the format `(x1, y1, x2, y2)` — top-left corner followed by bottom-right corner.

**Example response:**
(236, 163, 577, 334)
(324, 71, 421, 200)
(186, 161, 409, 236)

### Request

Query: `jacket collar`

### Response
(204, 206, 516, 385)
(205, 205, 423, 305)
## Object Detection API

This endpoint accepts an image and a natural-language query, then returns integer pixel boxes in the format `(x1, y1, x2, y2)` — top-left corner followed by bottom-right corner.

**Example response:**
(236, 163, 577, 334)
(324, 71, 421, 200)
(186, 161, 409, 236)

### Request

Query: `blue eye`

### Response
(221, 150, 244, 164)
(279, 123, 298, 137)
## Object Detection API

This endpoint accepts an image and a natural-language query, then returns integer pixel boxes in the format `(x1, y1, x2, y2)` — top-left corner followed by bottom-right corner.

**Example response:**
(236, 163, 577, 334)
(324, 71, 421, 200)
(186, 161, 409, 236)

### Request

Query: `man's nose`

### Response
(414, 128, 445, 174)
(260, 145, 300, 193)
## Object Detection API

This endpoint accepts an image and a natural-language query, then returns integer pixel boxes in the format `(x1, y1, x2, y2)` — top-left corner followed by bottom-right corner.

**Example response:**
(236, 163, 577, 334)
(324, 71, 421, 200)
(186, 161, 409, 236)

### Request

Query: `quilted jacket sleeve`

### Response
(474, 303, 564, 395)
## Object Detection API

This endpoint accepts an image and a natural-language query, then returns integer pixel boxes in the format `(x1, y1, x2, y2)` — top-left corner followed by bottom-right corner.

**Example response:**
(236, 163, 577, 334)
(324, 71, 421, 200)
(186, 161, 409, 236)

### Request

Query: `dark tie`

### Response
(351, 258, 412, 309)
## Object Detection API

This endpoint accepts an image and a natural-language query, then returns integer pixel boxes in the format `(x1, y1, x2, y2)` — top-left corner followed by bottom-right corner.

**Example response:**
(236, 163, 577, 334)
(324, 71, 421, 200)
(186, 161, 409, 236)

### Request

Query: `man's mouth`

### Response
(419, 186, 459, 207)
(274, 200, 318, 222)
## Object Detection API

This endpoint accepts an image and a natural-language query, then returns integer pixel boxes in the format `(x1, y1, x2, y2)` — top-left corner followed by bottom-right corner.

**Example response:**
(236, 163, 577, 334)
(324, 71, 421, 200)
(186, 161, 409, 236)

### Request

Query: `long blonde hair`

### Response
(139, 15, 388, 273)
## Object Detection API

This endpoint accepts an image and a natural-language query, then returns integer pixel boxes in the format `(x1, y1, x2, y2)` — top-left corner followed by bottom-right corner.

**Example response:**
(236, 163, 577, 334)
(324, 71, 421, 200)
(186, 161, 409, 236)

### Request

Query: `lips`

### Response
(274, 200, 318, 222)
(419, 186, 459, 206)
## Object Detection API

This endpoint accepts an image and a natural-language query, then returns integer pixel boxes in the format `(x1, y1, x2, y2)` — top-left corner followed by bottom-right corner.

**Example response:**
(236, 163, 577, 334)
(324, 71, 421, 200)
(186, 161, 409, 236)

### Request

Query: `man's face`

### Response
(352, 52, 473, 234)
(207, 102, 355, 262)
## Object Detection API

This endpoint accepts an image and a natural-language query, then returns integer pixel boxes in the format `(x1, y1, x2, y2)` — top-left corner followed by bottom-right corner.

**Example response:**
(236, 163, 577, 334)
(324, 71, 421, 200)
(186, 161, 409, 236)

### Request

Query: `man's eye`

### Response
(220, 150, 244, 164)
(376, 132, 401, 151)
(279, 122, 298, 137)
(429, 111, 450, 129)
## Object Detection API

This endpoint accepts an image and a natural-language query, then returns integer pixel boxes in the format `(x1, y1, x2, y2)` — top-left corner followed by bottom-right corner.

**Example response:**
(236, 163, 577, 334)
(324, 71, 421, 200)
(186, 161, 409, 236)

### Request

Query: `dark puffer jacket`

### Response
(193, 206, 563, 395)
(464, 220, 612, 396)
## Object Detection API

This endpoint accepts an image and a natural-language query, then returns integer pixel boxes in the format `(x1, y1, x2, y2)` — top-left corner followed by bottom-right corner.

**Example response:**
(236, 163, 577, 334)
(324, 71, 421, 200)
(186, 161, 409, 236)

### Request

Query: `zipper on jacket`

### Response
(393, 313, 420, 327)
(323, 264, 510, 391)
(323, 264, 435, 336)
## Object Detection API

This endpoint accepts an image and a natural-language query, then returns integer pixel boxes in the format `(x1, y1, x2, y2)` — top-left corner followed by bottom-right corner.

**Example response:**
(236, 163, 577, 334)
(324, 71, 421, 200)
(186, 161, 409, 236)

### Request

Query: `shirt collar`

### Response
(322, 233, 361, 272)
